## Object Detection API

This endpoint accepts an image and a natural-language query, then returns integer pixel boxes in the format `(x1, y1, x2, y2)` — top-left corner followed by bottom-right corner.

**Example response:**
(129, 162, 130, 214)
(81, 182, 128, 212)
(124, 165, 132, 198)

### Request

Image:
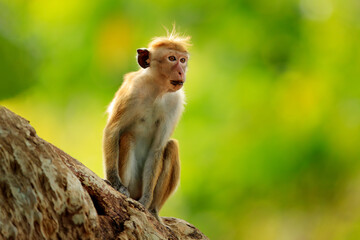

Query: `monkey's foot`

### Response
(149, 209, 164, 224)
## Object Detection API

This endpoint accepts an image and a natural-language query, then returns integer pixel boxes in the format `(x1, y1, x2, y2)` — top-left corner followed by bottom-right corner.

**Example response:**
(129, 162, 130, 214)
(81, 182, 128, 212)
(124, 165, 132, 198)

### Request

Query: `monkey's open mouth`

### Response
(170, 80, 184, 86)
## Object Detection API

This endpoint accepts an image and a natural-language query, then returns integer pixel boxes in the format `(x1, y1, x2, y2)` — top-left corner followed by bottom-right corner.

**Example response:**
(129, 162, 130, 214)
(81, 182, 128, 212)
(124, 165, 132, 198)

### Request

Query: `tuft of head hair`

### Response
(148, 28, 191, 53)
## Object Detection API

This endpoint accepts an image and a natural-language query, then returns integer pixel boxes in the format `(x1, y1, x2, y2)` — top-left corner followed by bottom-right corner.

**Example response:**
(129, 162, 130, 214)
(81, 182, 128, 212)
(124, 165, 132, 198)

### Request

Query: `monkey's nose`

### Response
(178, 71, 182, 76)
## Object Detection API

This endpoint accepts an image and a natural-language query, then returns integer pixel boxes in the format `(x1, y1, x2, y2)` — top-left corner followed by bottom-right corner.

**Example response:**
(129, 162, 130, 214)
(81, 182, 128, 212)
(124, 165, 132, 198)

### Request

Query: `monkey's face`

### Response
(137, 47, 188, 92)
(158, 49, 188, 92)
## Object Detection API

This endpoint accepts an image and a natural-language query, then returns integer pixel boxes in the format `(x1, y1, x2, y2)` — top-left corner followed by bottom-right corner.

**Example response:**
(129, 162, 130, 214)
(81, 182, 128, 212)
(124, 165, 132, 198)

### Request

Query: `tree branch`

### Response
(0, 106, 208, 240)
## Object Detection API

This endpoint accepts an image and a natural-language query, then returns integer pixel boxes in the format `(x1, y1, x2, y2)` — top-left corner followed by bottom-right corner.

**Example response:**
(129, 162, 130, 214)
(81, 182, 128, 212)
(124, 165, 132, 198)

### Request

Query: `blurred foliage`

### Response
(1, 0, 360, 239)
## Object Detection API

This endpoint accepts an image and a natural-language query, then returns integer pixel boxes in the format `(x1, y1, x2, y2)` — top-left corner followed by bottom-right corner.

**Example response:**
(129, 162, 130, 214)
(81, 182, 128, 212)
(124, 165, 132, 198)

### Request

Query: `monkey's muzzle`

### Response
(170, 80, 184, 86)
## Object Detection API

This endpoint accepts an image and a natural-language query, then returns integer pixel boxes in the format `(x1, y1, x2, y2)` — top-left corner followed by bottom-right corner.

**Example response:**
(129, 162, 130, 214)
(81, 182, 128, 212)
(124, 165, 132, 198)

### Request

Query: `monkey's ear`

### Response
(137, 49, 150, 68)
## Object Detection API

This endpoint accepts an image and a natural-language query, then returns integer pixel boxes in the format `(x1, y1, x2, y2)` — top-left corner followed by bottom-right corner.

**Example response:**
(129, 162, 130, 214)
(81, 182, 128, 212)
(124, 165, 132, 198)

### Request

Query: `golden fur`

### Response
(103, 31, 190, 223)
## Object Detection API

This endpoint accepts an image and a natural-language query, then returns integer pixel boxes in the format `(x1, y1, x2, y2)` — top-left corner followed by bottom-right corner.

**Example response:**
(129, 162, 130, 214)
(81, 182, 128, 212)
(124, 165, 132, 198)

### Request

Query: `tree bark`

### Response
(0, 106, 208, 240)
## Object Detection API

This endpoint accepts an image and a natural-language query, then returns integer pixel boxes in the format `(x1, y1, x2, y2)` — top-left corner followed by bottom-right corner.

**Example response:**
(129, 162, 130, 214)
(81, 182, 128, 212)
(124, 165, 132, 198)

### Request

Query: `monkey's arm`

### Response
(139, 113, 181, 208)
(139, 148, 164, 207)
(103, 103, 137, 197)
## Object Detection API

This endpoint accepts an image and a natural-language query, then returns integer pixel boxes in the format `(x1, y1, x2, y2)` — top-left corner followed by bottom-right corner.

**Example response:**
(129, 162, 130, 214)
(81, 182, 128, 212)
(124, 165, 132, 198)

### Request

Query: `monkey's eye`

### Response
(180, 58, 186, 63)
(168, 56, 176, 61)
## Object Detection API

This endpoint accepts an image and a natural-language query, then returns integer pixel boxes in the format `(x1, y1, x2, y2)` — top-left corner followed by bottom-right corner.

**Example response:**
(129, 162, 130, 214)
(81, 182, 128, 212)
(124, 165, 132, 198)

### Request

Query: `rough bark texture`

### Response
(0, 106, 208, 240)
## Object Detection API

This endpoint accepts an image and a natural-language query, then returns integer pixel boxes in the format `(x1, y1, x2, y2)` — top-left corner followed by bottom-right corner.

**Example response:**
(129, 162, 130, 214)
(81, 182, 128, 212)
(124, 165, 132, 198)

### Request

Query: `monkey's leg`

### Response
(149, 139, 180, 222)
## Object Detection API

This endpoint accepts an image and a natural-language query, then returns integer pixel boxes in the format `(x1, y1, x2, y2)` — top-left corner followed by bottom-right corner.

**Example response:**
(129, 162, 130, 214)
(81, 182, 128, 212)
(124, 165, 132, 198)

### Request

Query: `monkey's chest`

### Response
(132, 111, 163, 161)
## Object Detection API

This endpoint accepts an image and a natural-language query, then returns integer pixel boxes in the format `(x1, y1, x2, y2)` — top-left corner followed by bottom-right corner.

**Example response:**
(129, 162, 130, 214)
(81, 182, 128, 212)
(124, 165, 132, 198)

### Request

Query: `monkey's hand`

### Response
(117, 185, 130, 197)
(107, 178, 130, 197)
(138, 194, 152, 208)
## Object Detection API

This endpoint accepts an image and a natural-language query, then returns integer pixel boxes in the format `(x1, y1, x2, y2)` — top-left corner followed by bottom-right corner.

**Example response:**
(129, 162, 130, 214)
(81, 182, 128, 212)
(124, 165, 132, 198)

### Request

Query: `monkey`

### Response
(102, 30, 190, 222)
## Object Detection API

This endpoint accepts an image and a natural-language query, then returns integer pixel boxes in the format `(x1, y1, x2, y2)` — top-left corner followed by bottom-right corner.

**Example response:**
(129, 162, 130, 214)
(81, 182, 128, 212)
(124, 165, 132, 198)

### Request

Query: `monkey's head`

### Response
(137, 33, 191, 92)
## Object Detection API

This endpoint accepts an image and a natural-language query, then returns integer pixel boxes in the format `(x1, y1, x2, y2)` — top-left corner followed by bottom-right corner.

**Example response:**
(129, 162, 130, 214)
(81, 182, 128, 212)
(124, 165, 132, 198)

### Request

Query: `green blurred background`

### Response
(1, 0, 360, 239)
